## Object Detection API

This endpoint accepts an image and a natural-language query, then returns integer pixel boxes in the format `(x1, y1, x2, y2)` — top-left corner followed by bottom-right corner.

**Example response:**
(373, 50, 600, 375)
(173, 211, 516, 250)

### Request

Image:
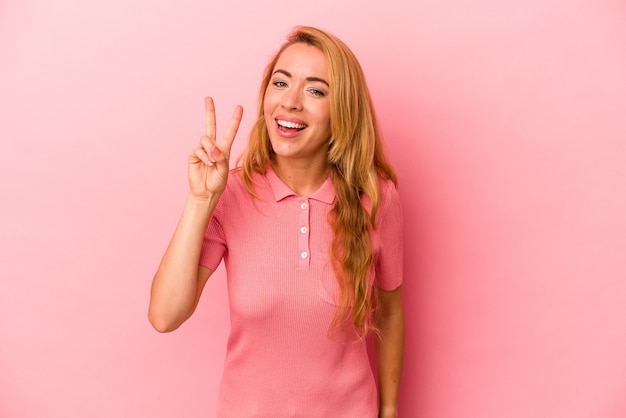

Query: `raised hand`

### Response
(188, 97, 243, 199)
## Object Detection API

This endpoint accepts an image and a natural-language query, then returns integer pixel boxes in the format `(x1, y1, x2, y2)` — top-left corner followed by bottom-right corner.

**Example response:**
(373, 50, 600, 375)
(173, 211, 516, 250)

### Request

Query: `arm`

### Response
(376, 285, 405, 418)
(148, 196, 217, 332)
(148, 97, 242, 332)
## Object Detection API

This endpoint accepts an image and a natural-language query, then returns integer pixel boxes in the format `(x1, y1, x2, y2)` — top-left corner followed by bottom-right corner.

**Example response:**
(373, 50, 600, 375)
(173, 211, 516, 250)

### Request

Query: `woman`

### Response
(149, 26, 404, 418)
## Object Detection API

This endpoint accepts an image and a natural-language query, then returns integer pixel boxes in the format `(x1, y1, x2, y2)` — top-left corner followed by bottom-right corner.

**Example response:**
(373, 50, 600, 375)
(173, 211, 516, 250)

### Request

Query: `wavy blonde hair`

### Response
(240, 26, 397, 337)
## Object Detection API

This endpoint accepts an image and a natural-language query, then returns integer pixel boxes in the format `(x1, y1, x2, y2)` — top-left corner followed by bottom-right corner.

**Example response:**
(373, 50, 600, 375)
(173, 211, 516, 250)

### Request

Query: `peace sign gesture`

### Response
(188, 97, 243, 199)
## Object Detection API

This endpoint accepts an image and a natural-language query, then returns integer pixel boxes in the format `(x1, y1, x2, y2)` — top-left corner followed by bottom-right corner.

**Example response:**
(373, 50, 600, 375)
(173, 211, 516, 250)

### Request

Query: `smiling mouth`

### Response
(276, 119, 307, 132)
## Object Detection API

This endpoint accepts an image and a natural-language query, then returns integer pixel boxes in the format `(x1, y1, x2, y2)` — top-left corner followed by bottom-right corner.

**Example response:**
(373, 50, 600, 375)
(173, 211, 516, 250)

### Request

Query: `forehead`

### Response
(274, 43, 328, 77)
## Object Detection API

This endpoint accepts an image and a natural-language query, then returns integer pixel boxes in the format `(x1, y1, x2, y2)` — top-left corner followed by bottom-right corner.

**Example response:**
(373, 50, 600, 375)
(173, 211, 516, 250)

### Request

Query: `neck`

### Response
(272, 157, 330, 197)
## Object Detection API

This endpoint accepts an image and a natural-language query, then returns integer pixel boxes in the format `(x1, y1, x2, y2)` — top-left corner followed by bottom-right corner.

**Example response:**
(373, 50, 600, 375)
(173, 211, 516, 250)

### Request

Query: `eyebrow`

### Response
(272, 69, 329, 87)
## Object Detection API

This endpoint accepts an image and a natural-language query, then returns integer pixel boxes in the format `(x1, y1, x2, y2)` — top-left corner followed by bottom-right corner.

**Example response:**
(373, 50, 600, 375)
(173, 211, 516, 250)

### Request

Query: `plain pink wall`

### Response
(1, 0, 625, 417)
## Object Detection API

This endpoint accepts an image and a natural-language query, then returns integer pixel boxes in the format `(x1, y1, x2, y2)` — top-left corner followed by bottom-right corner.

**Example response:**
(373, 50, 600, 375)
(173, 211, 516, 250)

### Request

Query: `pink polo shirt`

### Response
(199, 167, 403, 418)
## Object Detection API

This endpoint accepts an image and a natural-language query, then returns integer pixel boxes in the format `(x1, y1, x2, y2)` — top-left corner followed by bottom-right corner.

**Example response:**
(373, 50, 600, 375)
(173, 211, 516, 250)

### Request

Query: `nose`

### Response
(280, 87, 303, 111)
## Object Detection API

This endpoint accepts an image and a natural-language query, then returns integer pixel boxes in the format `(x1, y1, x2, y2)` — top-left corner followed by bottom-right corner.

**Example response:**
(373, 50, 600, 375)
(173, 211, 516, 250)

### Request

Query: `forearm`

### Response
(376, 305, 405, 416)
(148, 193, 219, 332)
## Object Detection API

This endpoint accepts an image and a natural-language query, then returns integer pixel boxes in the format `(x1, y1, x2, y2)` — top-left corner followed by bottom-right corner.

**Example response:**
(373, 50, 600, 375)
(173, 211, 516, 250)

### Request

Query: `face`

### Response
(264, 43, 331, 167)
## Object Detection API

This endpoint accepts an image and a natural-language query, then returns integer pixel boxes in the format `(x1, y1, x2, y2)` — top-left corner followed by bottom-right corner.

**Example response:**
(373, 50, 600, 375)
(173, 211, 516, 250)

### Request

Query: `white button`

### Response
(300, 202, 308, 209)
(300, 252, 308, 259)
(300, 226, 307, 234)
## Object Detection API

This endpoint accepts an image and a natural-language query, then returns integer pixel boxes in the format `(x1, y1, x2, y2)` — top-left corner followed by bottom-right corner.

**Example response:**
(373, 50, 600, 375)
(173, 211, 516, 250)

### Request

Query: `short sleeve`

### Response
(199, 201, 227, 271)
(374, 180, 404, 290)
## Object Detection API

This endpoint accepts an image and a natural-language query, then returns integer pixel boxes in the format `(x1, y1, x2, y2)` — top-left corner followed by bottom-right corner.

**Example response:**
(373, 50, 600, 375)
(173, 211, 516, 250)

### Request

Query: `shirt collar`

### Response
(265, 166, 335, 204)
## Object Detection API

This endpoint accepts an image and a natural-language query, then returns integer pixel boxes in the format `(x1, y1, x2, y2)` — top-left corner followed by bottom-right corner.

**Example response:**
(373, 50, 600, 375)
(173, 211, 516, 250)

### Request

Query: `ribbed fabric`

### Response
(199, 167, 403, 418)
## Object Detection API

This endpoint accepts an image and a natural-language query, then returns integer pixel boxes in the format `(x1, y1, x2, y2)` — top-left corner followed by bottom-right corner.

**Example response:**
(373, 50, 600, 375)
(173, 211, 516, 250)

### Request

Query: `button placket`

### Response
(297, 198, 310, 268)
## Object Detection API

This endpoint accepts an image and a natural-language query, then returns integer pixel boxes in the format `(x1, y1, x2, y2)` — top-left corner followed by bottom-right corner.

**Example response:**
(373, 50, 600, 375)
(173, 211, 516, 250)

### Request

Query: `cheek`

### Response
(262, 99, 273, 127)
(262, 94, 270, 116)
(262, 88, 274, 115)
(319, 107, 331, 132)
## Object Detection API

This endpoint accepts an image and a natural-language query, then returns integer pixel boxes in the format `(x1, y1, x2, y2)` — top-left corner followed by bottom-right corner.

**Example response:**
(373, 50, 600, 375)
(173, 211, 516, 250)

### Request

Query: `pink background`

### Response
(1, 0, 625, 417)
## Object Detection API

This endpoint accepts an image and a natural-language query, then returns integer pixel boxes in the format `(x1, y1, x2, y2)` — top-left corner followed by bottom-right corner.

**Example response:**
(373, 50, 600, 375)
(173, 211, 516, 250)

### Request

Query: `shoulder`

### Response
(378, 177, 398, 200)
(376, 176, 402, 226)
(225, 167, 245, 189)
(212, 169, 249, 214)
(223, 168, 264, 194)
(218, 167, 272, 208)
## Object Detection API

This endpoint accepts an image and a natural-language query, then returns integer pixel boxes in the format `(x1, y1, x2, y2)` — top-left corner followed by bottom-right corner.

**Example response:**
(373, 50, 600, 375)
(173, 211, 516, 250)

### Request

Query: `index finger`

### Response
(205, 96, 216, 141)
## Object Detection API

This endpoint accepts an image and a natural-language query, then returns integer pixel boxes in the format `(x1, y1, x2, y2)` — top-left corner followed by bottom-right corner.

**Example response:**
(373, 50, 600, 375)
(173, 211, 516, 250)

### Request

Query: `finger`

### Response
(200, 135, 221, 163)
(199, 135, 213, 153)
(219, 105, 243, 153)
(191, 145, 212, 166)
(205, 97, 217, 143)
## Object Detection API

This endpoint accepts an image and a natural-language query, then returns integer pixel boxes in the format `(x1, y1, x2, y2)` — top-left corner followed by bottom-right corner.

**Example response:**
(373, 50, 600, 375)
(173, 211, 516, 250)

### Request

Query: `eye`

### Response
(308, 88, 326, 97)
(272, 80, 288, 88)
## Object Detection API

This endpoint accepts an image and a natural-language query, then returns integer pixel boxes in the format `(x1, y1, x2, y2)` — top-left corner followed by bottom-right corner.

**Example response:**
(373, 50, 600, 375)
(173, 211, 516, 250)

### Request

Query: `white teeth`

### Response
(277, 119, 306, 129)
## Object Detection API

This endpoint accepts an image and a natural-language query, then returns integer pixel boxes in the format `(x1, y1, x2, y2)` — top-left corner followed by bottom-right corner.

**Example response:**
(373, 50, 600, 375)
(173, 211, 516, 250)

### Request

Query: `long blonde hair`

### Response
(241, 26, 397, 337)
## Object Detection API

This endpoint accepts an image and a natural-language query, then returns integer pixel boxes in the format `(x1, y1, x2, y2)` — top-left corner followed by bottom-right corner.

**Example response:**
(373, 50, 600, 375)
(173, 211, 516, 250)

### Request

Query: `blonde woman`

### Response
(149, 26, 404, 418)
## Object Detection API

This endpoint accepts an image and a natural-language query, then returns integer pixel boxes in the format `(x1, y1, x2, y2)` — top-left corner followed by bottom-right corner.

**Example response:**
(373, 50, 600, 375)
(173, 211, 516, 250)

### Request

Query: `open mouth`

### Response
(276, 119, 307, 133)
